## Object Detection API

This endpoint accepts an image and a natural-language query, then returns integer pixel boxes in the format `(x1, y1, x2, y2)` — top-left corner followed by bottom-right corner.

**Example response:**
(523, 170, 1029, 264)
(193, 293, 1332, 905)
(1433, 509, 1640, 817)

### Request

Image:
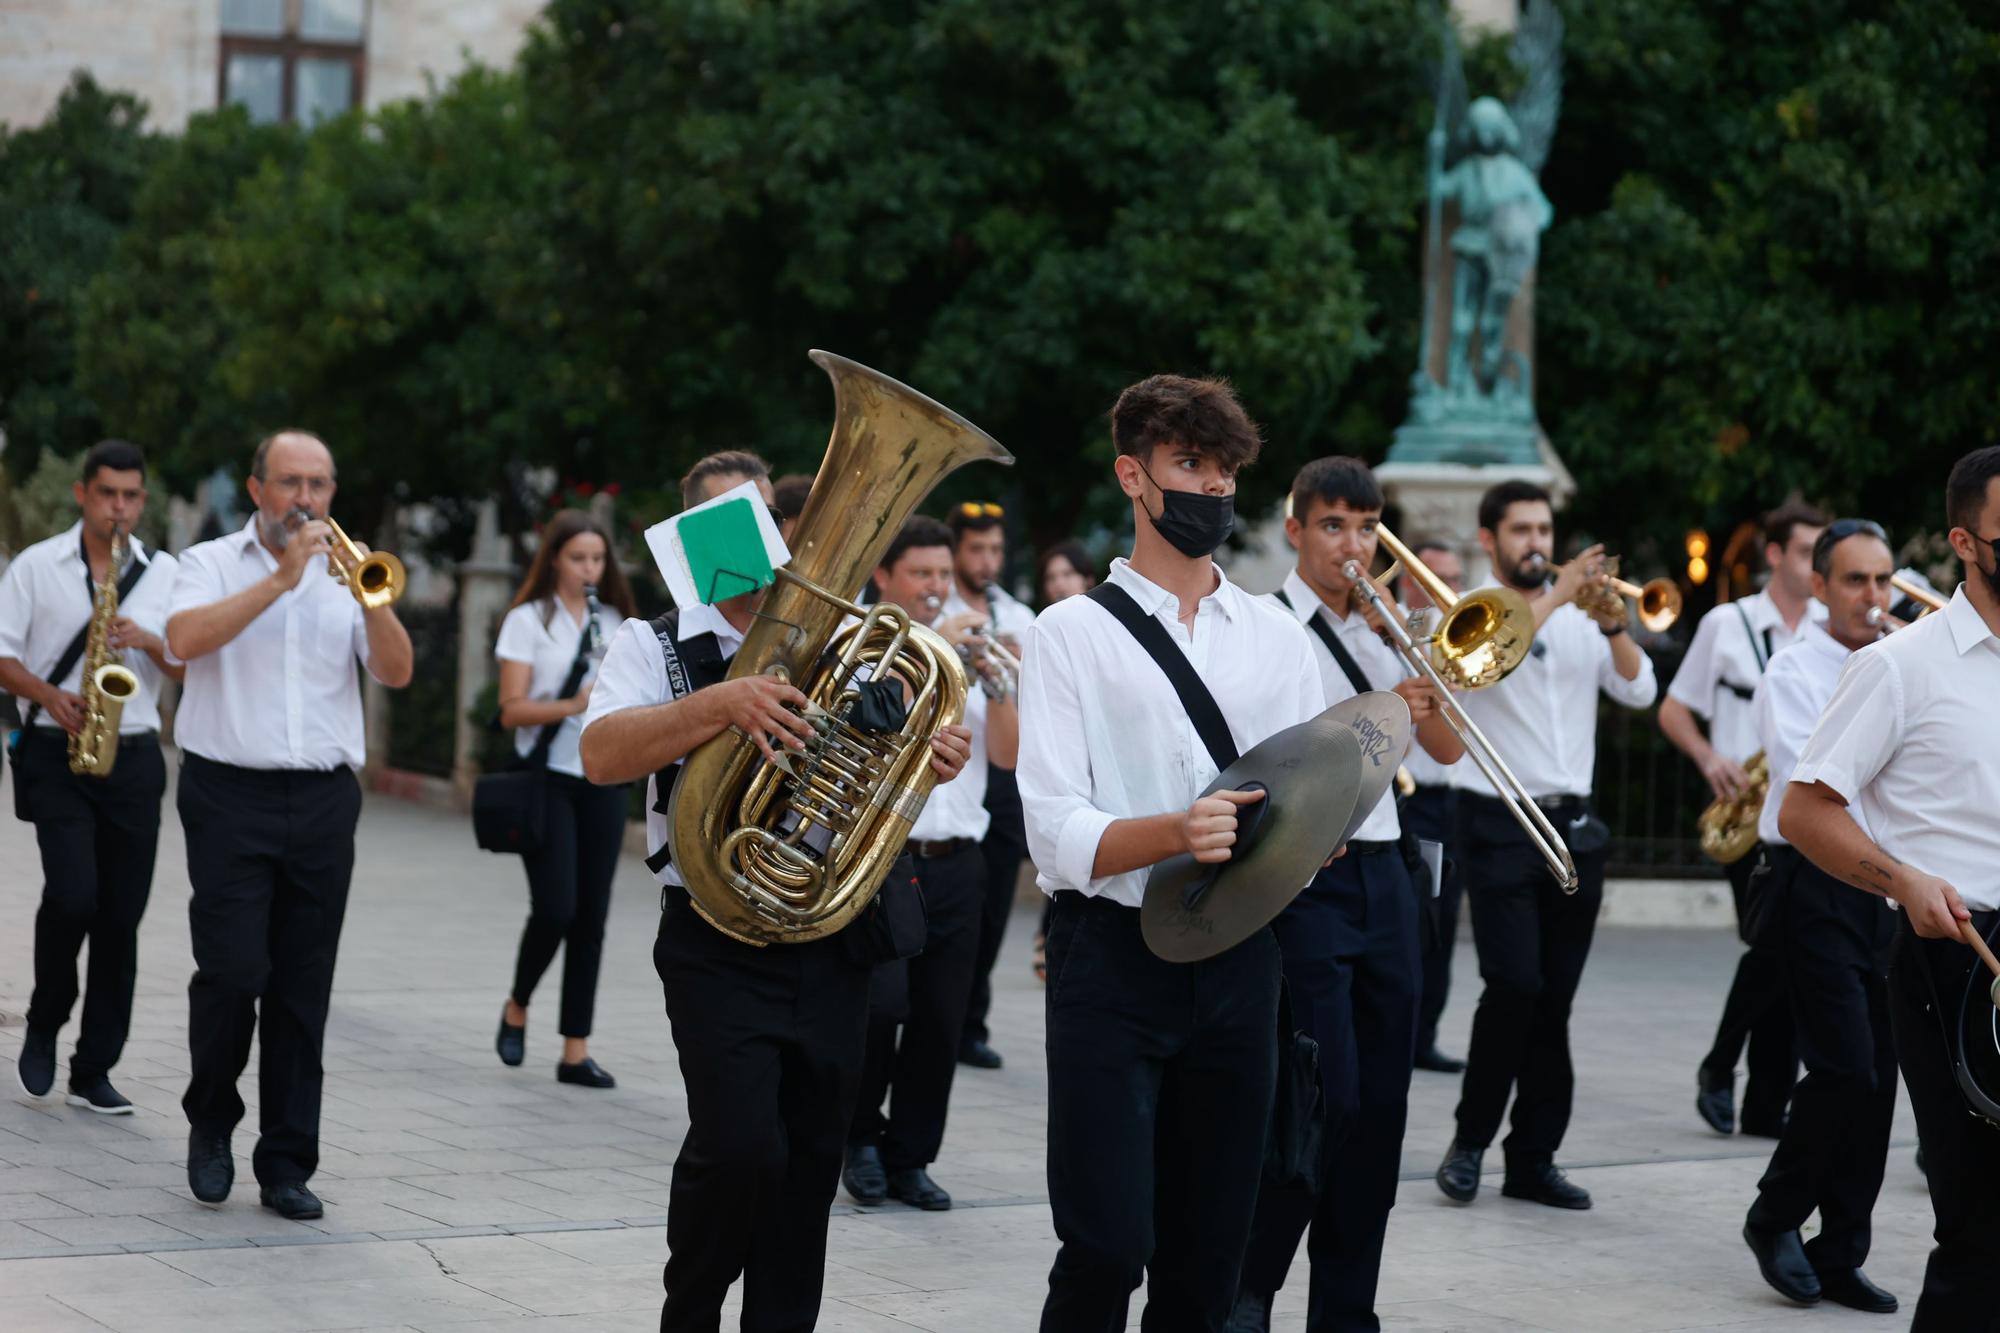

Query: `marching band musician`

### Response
(1231, 458, 1463, 1333)
(1739, 519, 1900, 1314)
(1017, 375, 1326, 1331)
(939, 499, 1034, 1072)
(843, 516, 1019, 1212)
(0, 441, 181, 1115)
(1662, 500, 1825, 1138)
(579, 451, 973, 1333)
(167, 430, 413, 1220)
(1433, 480, 1657, 1212)
(1781, 447, 2000, 1330)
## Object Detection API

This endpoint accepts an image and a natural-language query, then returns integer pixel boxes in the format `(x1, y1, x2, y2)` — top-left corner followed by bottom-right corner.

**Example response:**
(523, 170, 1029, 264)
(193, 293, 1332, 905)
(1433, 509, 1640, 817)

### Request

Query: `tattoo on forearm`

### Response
(1858, 859, 1895, 884)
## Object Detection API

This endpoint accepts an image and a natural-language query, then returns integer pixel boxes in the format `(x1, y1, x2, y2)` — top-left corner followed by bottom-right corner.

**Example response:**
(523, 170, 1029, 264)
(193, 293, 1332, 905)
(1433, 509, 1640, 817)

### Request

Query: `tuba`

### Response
(70, 526, 141, 778)
(667, 351, 1013, 945)
(1697, 750, 1768, 864)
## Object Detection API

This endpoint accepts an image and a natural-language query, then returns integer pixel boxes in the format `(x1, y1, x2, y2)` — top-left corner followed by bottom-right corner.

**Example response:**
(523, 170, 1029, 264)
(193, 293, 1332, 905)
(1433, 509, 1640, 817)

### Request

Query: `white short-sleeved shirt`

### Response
(1265, 568, 1414, 842)
(1789, 587, 2000, 909)
(1018, 558, 1326, 909)
(169, 518, 377, 770)
(495, 598, 624, 780)
(1668, 590, 1824, 763)
(0, 522, 178, 734)
(583, 603, 743, 888)
(1754, 622, 1867, 848)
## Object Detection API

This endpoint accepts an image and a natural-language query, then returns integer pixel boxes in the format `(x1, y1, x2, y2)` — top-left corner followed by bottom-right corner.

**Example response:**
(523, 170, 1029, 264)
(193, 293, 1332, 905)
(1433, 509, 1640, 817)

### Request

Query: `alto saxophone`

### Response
(69, 526, 142, 778)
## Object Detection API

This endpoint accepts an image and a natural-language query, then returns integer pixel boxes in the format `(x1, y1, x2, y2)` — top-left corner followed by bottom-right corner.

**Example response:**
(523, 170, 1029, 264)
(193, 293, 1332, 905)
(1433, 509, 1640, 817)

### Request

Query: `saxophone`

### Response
(70, 526, 142, 778)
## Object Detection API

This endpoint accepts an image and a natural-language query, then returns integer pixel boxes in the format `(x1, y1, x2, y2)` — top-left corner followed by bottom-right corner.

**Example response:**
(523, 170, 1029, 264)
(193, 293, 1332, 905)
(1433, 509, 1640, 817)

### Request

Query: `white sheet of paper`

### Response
(642, 478, 792, 607)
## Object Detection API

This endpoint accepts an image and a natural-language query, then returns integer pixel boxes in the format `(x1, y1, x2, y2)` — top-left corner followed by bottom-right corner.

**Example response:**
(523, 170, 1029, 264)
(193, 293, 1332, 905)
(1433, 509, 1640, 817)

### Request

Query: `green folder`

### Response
(679, 497, 774, 604)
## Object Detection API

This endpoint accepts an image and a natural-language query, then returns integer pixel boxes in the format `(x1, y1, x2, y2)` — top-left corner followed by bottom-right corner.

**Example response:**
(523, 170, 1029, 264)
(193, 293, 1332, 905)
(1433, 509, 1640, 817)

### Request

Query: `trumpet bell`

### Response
(347, 551, 407, 610)
(1634, 578, 1682, 633)
(1433, 585, 1536, 689)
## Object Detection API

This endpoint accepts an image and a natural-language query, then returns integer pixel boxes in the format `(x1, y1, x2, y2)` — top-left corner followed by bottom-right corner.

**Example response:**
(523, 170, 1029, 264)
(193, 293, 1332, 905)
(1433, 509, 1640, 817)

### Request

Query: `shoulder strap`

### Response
(1733, 601, 1769, 673)
(523, 619, 595, 769)
(1274, 588, 1373, 697)
(1085, 583, 1238, 771)
(21, 544, 152, 732)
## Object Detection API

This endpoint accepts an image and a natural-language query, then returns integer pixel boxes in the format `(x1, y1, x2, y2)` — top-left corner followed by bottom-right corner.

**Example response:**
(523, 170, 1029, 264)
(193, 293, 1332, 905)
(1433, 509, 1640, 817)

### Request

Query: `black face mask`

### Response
(1137, 461, 1235, 559)
(1974, 533, 2000, 602)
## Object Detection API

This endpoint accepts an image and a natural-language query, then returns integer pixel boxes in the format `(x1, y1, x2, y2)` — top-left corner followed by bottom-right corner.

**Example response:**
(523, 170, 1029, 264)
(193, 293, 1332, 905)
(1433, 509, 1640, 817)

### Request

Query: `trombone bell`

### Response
(324, 517, 406, 609)
(1372, 524, 1535, 689)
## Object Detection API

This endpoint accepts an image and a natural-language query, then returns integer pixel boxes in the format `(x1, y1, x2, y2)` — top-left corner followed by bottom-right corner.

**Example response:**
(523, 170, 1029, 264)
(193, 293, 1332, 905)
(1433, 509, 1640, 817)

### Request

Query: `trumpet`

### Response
(1552, 553, 1681, 631)
(1373, 524, 1535, 689)
(324, 517, 405, 609)
(932, 592, 1019, 700)
(1347, 558, 1578, 891)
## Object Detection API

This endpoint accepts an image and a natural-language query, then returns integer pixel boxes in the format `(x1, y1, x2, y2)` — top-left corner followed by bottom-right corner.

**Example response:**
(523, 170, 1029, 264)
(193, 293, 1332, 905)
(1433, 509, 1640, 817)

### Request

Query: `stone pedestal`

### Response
(1376, 434, 1575, 587)
(452, 499, 518, 798)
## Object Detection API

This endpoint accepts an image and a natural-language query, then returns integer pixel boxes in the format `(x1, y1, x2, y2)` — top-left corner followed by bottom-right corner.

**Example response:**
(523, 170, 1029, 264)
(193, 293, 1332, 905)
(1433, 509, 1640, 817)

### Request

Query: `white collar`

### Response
(1107, 556, 1241, 623)
(1802, 620, 1856, 663)
(1944, 584, 1999, 657)
(60, 519, 152, 569)
(1279, 567, 1361, 628)
(678, 598, 747, 647)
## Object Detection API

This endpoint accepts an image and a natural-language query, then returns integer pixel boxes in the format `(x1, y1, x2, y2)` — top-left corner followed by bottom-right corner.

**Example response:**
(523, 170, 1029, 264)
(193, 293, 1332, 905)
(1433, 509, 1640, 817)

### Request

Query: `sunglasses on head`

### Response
(957, 502, 1004, 519)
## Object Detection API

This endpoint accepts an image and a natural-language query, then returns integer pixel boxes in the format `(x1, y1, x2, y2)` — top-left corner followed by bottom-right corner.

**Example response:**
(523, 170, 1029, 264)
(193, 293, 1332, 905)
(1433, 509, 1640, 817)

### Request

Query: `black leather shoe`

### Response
(66, 1074, 134, 1115)
(1743, 1223, 1821, 1304)
(17, 1029, 55, 1098)
(887, 1167, 952, 1211)
(1223, 1289, 1273, 1333)
(958, 1039, 1003, 1070)
(1414, 1047, 1466, 1074)
(1815, 1267, 1897, 1314)
(1502, 1161, 1592, 1210)
(187, 1129, 234, 1204)
(1739, 1111, 1789, 1139)
(843, 1144, 887, 1205)
(496, 1010, 525, 1067)
(260, 1182, 323, 1220)
(1696, 1066, 1735, 1135)
(1436, 1141, 1483, 1203)
(556, 1057, 615, 1088)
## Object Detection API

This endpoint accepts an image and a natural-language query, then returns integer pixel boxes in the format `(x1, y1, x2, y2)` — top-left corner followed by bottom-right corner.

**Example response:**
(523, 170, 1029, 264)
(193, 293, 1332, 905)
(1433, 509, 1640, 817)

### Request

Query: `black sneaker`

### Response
(66, 1074, 134, 1115)
(17, 1029, 56, 1098)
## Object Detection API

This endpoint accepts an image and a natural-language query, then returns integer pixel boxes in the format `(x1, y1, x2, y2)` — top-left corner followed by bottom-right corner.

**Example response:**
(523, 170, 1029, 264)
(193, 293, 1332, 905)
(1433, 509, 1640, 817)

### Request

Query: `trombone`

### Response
(324, 517, 406, 609)
(1347, 556, 1579, 892)
(1867, 574, 1948, 632)
(1373, 524, 1536, 689)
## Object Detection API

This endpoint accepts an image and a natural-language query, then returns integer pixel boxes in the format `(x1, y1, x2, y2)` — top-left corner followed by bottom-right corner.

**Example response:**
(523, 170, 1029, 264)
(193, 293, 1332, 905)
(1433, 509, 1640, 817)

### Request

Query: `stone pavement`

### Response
(0, 768, 1934, 1330)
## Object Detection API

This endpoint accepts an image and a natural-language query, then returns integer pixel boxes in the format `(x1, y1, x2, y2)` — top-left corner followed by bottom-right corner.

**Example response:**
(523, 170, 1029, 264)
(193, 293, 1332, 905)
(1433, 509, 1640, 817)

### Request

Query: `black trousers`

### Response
(963, 765, 1027, 1047)
(655, 892, 872, 1333)
(1042, 894, 1280, 1333)
(509, 772, 627, 1038)
(1403, 785, 1462, 1056)
(852, 844, 985, 1168)
(18, 728, 165, 1083)
(1747, 848, 1896, 1269)
(1886, 911, 2000, 1332)
(1453, 792, 1608, 1163)
(1239, 847, 1421, 1332)
(179, 753, 361, 1187)
(1701, 844, 1798, 1127)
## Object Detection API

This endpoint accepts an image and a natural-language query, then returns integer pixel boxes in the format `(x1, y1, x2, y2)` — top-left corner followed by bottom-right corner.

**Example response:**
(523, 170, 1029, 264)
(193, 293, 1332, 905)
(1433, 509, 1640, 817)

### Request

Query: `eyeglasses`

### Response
(957, 502, 1004, 519)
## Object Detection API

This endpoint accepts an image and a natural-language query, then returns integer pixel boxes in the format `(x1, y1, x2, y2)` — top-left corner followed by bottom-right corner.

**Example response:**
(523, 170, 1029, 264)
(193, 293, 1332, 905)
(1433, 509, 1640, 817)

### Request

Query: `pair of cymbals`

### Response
(1141, 690, 1413, 962)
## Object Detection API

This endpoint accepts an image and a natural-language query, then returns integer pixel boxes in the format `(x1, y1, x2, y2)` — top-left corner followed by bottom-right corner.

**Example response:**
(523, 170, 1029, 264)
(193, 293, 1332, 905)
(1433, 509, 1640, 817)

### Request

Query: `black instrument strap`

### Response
(1273, 588, 1374, 697)
(522, 613, 596, 771)
(1084, 583, 1238, 772)
(1733, 601, 1770, 673)
(21, 537, 150, 732)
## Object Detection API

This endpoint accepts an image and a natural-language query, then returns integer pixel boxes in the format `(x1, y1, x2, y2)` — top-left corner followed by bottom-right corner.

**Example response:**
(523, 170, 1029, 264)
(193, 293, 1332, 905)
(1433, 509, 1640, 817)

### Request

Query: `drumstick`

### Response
(1962, 920, 2000, 980)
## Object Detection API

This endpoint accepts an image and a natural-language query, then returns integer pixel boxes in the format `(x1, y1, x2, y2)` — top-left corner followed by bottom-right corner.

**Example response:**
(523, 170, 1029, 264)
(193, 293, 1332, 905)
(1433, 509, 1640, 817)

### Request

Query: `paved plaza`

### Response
(0, 769, 1934, 1330)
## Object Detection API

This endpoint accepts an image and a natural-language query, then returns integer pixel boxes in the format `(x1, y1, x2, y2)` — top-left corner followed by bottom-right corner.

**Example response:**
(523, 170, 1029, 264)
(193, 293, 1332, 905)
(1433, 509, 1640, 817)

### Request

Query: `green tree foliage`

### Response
(0, 74, 158, 480)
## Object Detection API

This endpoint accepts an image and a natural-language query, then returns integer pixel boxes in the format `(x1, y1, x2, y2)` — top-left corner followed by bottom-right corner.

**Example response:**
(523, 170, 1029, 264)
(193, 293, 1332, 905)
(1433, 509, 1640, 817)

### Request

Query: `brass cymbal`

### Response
(1143, 692, 1411, 963)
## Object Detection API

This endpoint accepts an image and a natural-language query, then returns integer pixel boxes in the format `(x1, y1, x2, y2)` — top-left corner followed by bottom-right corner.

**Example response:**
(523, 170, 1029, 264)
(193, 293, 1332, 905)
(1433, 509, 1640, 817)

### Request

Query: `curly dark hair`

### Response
(1109, 375, 1261, 473)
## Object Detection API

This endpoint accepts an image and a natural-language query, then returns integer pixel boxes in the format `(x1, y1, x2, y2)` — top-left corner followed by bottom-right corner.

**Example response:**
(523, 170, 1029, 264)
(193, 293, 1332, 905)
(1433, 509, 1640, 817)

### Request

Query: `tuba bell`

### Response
(666, 351, 1013, 946)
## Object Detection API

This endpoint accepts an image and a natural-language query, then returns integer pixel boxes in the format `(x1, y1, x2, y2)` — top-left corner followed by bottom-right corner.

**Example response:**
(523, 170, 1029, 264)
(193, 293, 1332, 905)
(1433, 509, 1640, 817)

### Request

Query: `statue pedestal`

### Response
(1377, 433, 1575, 587)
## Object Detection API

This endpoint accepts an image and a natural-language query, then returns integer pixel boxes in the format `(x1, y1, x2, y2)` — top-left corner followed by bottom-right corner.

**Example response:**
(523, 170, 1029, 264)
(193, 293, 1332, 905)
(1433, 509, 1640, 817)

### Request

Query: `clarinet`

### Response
(583, 583, 605, 656)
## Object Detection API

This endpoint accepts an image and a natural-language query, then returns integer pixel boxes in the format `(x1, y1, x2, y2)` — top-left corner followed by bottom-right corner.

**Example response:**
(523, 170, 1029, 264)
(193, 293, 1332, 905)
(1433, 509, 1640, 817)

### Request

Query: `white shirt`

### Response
(1668, 590, 1824, 763)
(910, 681, 990, 842)
(1447, 590, 1659, 800)
(169, 518, 375, 770)
(1754, 622, 1867, 848)
(1397, 602, 1460, 790)
(941, 580, 1036, 644)
(494, 598, 623, 780)
(0, 522, 178, 734)
(583, 602, 744, 888)
(1018, 558, 1325, 909)
(1266, 569, 1413, 841)
(1790, 587, 2000, 909)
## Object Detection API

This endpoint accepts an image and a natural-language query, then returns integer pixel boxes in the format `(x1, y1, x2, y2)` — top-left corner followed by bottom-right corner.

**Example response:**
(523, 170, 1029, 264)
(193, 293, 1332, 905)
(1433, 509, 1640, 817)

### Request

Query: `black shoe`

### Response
(1501, 1161, 1592, 1210)
(1742, 1223, 1821, 1304)
(1414, 1046, 1466, 1074)
(496, 1010, 525, 1067)
(958, 1039, 1003, 1070)
(1916, 1144, 1925, 1175)
(556, 1057, 615, 1088)
(1696, 1066, 1735, 1135)
(187, 1129, 234, 1204)
(887, 1166, 952, 1211)
(1815, 1267, 1898, 1314)
(843, 1144, 887, 1205)
(17, 1029, 56, 1098)
(66, 1074, 134, 1115)
(1436, 1141, 1483, 1203)
(260, 1182, 324, 1220)
(1223, 1289, 1273, 1333)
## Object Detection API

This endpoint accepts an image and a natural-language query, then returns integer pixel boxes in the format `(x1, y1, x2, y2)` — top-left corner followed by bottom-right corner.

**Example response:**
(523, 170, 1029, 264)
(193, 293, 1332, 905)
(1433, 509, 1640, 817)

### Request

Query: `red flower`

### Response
(602, 482, 622, 497)
(574, 481, 596, 497)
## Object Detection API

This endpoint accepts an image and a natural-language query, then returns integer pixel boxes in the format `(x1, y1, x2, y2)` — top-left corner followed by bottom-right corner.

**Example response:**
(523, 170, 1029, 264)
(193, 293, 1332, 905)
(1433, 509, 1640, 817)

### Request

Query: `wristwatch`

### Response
(1600, 621, 1627, 638)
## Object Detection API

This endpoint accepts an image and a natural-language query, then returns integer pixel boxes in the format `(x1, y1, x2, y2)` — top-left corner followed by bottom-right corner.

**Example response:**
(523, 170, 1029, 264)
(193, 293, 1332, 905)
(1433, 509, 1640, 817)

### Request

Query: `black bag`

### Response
(840, 852, 929, 966)
(472, 625, 593, 856)
(1737, 847, 1783, 949)
(1265, 980, 1326, 1189)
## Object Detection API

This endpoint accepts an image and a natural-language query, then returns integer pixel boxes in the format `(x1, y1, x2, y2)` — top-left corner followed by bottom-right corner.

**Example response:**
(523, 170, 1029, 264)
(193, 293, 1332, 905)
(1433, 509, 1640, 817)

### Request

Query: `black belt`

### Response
(181, 751, 350, 780)
(909, 837, 975, 860)
(1344, 839, 1400, 856)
